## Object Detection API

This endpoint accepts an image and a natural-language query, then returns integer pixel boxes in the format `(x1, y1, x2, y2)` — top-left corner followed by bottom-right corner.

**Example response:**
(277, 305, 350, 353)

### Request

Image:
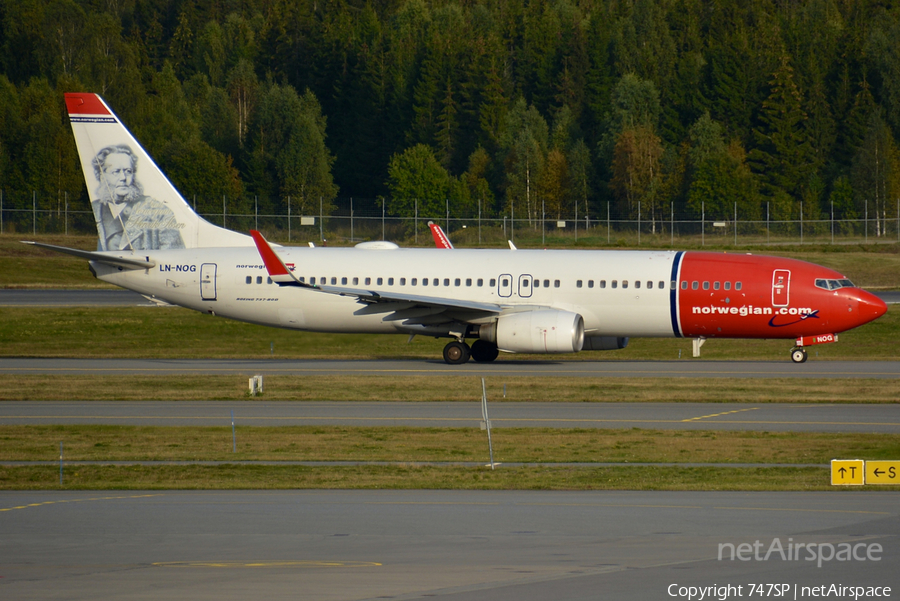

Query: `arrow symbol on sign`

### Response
(874, 468, 885, 477)
(838, 467, 847, 477)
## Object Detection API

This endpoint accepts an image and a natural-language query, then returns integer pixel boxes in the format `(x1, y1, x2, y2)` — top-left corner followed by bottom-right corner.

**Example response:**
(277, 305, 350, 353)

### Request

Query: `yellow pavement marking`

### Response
(682, 408, 760, 422)
(0, 494, 162, 512)
(153, 560, 381, 568)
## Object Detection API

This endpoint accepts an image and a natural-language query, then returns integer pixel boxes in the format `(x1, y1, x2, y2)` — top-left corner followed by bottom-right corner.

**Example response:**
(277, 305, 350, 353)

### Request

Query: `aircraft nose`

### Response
(856, 290, 888, 325)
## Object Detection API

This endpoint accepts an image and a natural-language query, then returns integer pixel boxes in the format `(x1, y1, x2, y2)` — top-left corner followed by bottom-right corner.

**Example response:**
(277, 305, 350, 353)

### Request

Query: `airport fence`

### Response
(2, 191, 899, 248)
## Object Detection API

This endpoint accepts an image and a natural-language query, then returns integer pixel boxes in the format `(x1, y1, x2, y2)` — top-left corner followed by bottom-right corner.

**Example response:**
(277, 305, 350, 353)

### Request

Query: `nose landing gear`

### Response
(790, 347, 808, 363)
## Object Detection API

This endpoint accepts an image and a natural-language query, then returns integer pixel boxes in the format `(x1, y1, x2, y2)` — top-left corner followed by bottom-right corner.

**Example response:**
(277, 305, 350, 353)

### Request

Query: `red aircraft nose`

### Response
(856, 290, 888, 325)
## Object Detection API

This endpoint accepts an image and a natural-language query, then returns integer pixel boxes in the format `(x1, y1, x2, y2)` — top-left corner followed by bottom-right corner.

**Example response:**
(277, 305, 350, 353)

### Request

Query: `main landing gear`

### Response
(442, 339, 499, 365)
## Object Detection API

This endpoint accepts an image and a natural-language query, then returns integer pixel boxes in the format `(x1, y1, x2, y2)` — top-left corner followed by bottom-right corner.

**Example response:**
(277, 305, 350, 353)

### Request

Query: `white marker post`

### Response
(480, 378, 495, 470)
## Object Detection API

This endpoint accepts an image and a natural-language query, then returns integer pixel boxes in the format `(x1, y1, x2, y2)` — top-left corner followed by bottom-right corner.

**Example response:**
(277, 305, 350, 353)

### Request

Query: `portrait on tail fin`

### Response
(91, 144, 186, 251)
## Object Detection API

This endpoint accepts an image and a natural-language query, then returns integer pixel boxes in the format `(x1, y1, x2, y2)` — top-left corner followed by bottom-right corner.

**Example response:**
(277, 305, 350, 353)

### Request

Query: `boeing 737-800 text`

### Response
(25, 93, 887, 364)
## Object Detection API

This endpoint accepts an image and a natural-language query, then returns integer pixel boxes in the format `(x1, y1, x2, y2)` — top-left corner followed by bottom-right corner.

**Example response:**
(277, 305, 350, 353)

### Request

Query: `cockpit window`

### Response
(815, 278, 855, 291)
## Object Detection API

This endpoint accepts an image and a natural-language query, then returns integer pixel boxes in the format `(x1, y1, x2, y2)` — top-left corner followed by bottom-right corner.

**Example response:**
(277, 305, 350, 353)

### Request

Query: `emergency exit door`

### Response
(200, 263, 217, 301)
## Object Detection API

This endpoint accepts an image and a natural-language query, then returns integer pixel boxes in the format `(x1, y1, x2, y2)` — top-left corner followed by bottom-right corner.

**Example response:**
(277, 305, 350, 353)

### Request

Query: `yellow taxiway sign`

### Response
(865, 461, 900, 485)
(830, 459, 865, 486)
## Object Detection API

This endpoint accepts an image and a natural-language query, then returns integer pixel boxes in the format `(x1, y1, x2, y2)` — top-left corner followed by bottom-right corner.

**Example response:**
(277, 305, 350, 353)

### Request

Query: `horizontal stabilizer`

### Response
(22, 241, 156, 270)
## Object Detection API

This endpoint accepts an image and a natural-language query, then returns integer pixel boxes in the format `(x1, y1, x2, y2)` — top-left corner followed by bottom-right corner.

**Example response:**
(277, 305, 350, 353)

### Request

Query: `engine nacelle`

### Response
(479, 310, 584, 354)
(582, 336, 629, 351)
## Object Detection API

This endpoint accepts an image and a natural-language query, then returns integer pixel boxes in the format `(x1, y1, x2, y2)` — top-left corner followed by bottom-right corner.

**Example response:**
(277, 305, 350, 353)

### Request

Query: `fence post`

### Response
(65, 191, 68, 236)
(319, 196, 323, 242)
(541, 198, 545, 246)
(701, 201, 704, 247)
(1, 188, 3, 233)
(415, 199, 418, 245)
(223, 195, 226, 229)
(800, 200, 803, 245)
(637, 202, 641, 246)
(607, 201, 610, 244)
(831, 200, 834, 245)
(734, 201, 737, 246)
(865, 199, 868, 244)
(33, 191, 37, 236)
(255, 195, 258, 231)
(288, 196, 291, 242)
(382, 197, 385, 240)
(671, 202, 674, 246)
(446, 198, 450, 238)
(574, 196, 578, 243)
(350, 197, 354, 242)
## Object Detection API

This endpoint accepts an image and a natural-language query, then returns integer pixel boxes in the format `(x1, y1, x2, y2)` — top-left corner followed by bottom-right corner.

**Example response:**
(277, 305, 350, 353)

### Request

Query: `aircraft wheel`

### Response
(470, 339, 499, 363)
(443, 341, 471, 365)
(790, 348, 808, 363)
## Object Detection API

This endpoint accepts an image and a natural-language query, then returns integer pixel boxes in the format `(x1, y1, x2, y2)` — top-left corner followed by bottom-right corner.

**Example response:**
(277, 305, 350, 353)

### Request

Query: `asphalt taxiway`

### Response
(1, 400, 898, 433)
(3, 357, 900, 378)
(1, 490, 897, 600)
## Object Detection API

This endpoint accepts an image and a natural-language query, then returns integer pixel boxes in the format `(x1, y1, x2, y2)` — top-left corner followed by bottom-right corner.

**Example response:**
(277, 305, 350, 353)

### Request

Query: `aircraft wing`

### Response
(250, 230, 503, 325)
(21, 241, 156, 270)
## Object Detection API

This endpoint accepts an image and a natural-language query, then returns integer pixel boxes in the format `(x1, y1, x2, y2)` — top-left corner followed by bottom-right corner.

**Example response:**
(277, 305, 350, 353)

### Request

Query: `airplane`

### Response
(429, 221, 454, 249)
(25, 93, 888, 365)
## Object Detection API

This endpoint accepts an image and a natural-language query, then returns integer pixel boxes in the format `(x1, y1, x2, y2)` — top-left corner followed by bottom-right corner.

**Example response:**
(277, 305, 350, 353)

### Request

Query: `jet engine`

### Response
(479, 310, 584, 354)
(582, 336, 629, 351)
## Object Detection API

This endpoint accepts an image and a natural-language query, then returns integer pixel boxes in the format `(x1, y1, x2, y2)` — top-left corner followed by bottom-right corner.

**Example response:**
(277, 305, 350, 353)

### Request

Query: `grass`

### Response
(2, 375, 899, 403)
(1, 305, 897, 360)
(0, 464, 835, 491)
(3, 425, 899, 464)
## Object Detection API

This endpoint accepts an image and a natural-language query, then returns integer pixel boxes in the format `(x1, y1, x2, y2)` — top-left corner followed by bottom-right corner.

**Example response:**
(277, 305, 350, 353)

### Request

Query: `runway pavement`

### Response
(3, 357, 900, 378)
(1, 400, 898, 433)
(1, 490, 897, 600)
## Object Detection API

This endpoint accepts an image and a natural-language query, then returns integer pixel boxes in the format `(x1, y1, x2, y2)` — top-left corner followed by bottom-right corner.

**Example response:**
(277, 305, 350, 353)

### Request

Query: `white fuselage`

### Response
(94, 246, 680, 338)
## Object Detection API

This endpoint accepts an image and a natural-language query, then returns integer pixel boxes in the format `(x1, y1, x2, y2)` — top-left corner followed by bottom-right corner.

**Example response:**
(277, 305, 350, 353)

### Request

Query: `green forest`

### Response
(1, 0, 900, 234)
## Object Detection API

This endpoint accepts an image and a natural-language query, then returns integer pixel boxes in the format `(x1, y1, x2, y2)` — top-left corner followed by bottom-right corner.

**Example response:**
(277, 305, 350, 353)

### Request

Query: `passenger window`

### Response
(400, 278, 406, 286)
(611, 280, 618, 289)
(298, 277, 305, 283)
(724, 282, 731, 290)
(433, 278, 439, 286)
(713, 282, 720, 290)
(554, 280, 560, 288)
(246, 276, 252, 284)
(649, 281, 654, 289)
(377, 277, 383, 285)
(365, 277, 371, 285)
(412, 278, 417, 286)
(600, 280, 606, 289)
(735, 282, 742, 290)
(454, 278, 460, 286)
(267, 277, 272, 285)
(423, 278, 428, 286)
(501, 278, 509, 287)
(466, 278, 472, 287)
(444, 278, 450, 286)
(534, 280, 540, 288)
(489, 279, 495, 287)
(388, 278, 394, 285)
(352, 277, 359, 285)
(702, 281, 709, 290)
(622, 280, 629, 289)
(543, 280, 550, 287)
(692, 281, 699, 290)
(480, 279, 486, 287)
(257, 276, 263, 284)
(577, 280, 583, 288)
(341, 277, 348, 285)
(635, 281, 641, 289)
(588, 280, 594, 288)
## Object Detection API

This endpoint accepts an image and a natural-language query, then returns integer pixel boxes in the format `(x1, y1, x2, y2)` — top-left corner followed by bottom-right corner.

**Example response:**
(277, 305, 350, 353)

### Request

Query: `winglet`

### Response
(428, 221, 454, 249)
(508, 240, 517, 250)
(250, 230, 305, 286)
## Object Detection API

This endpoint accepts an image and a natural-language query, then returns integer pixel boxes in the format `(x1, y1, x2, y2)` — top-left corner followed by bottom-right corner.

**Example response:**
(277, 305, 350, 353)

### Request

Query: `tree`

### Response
(851, 111, 900, 237)
(749, 53, 815, 217)
(611, 125, 664, 231)
(386, 144, 451, 218)
(500, 98, 548, 224)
